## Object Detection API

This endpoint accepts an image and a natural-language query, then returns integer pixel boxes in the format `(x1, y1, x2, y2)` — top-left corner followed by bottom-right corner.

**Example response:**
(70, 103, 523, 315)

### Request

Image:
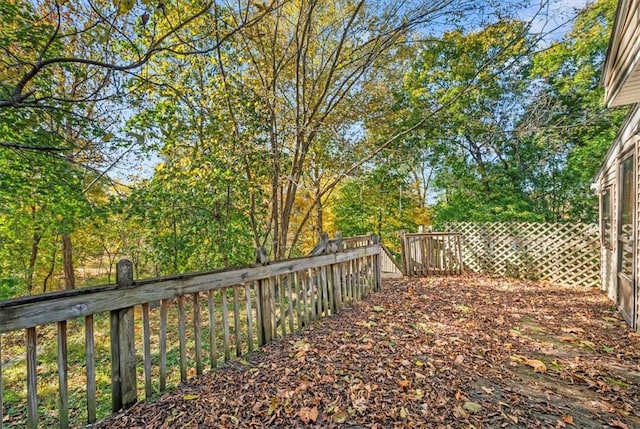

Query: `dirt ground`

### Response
(93, 274, 640, 428)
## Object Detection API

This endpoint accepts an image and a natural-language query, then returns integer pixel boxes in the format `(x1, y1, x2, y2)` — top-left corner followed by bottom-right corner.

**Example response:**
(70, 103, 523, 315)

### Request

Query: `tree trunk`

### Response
(43, 246, 57, 293)
(62, 233, 75, 290)
(26, 231, 42, 293)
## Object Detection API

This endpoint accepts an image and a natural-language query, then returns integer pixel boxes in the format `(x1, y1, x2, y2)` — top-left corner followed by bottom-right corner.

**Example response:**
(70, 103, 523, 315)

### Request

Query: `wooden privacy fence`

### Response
(0, 239, 381, 429)
(445, 222, 600, 287)
(400, 232, 463, 276)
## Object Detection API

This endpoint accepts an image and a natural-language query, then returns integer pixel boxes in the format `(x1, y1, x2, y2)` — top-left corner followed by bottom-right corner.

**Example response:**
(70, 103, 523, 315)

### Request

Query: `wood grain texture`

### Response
(26, 327, 37, 429)
(0, 247, 381, 333)
(85, 315, 96, 423)
(57, 321, 69, 429)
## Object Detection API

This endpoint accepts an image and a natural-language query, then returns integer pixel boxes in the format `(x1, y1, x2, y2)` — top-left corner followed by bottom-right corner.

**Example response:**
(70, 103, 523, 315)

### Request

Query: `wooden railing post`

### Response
(400, 231, 410, 277)
(256, 247, 275, 345)
(372, 235, 381, 291)
(110, 259, 137, 412)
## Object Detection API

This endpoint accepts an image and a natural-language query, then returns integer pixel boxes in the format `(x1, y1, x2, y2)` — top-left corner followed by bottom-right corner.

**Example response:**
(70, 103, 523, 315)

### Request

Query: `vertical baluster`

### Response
(159, 299, 168, 391)
(253, 282, 264, 347)
(322, 267, 329, 316)
(142, 303, 152, 398)
(293, 273, 302, 330)
(315, 269, 323, 317)
(221, 287, 231, 361)
(269, 277, 277, 338)
(85, 315, 96, 424)
(178, 296, 187, 383)
(309, 270, 317, 321)
(328, 264, 336, 313)
(356, 258, 362, 301)
(208, 290, 218, 368)
(278, 277, 286, 336)
(57, 321, 69, 429)
(286, 274, 294, 332)
(233, 286, 242, 357)
(302, 273, 309, 326)
(245, 283, 254, 352)
(26, 327, 37, 429)
(193, 294, 203, 375)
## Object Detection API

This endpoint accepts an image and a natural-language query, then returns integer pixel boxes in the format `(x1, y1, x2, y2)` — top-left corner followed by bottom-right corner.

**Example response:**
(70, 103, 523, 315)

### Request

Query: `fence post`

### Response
(256, 247, 275, 345)
(110, 259, 137, 412)
(400, 230, 409, 277)
(372, 235, 381, 291)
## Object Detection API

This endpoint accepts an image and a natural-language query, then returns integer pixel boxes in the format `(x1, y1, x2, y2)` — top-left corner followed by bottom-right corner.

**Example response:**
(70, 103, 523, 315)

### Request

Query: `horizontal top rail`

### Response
(0, 245, 380, 334)
(342, 234, 374, 241)
(404, 232, 461, 237)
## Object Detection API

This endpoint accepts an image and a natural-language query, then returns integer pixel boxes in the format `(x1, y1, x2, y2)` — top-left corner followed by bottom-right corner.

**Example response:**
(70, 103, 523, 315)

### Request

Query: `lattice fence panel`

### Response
(444, 222, 600, 287)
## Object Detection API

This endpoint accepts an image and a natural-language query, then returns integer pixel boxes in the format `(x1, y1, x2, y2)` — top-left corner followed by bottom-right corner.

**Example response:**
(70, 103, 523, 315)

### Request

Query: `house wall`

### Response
(603, 0, 640, 107)
(597, 104, 640, 331)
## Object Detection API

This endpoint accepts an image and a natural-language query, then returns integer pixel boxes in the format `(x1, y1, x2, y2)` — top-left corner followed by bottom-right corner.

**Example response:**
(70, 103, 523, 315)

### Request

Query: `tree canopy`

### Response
(0, 0, 623, 298)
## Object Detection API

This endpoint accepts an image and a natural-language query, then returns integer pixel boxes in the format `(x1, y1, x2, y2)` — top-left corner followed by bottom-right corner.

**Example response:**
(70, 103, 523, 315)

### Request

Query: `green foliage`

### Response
(393, 0, 623, 225)
(333, 164, 427, 252)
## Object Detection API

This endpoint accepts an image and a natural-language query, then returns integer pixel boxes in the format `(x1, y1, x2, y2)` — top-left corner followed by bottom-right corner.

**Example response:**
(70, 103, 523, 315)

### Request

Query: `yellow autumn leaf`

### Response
(523, 358, 547, 373)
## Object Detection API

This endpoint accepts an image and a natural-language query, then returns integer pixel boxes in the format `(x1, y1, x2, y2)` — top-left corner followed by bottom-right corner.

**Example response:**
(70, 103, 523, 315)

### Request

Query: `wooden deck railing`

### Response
(400, 232, 463, 276)
(0, 241, 381, 428)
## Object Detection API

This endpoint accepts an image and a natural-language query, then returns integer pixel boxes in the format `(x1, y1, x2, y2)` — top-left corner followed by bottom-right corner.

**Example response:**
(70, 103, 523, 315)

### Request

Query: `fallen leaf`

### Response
(463, 401, 482, 414)
(561, 327, 584, 334)
(398, 379, 410, 388)
(373, 305, 384, 312)
(399, 407, 408, 419)
(333, 409, 348, 423)
(562, 415, 574, 425)
(455, 355, 464, 364)
(609, 420, 628, 429)
(481, 386, 494, 395)
(523, 358, 547, 373)
(299, 406, 318, 424)
(182, 394, 199, 401)
(267, 396, 280, 415)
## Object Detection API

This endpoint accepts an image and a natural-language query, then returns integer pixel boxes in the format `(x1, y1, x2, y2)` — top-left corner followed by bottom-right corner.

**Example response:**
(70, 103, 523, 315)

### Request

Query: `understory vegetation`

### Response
(0, 0, 624, 298)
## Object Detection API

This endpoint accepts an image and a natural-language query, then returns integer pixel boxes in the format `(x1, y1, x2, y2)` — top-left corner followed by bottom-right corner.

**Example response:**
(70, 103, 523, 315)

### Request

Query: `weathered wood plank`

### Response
(245, 283, 254, 352)
(254, 282, 264, 347)
(293, 273, 302, 330)
(26, 327, 37, 429)
(118, 307, 137, 408)
(302, 273, 309, 327)
(208, 290, 218, 369)
(85, 315, 96, 424)
(221, 287, 231, 361)
(178, 295, 187, 383)
(321, 267, 329, 316)
(333, 263, 342, 312)
(193, 293, 203, 376)
(309, 270, 317, 321)
(269, 277, 277, 338)
(0, 247, 381, 334)
(278, 277, 286, 336)
(142, 303, 152, 398)
(57, 321, 69, 429)
(286, 274, 294, 332)
(233, 286, 242, 357)
(159, 299, 168, 391)
(109, 311, 121, 412)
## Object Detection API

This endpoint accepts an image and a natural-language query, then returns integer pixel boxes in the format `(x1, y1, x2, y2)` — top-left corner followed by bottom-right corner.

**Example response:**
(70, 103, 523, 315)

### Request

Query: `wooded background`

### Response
(0, 0, 624, 299)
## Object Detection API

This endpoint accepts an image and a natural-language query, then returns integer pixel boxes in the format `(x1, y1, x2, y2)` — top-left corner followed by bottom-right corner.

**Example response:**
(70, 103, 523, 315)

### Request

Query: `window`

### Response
(601, 187, 612, 249)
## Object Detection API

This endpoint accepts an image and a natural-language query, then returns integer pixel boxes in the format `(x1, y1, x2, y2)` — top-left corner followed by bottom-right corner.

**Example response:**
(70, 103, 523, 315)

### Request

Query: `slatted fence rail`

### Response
(445, 222, 600, 287)
(0, 241, 381, 429)
(400, 233, 463, 276)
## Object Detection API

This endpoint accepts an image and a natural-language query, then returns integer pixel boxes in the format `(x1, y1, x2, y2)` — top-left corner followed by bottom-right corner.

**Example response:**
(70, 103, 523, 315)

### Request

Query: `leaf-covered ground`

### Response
(93, 275, 640, 428)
